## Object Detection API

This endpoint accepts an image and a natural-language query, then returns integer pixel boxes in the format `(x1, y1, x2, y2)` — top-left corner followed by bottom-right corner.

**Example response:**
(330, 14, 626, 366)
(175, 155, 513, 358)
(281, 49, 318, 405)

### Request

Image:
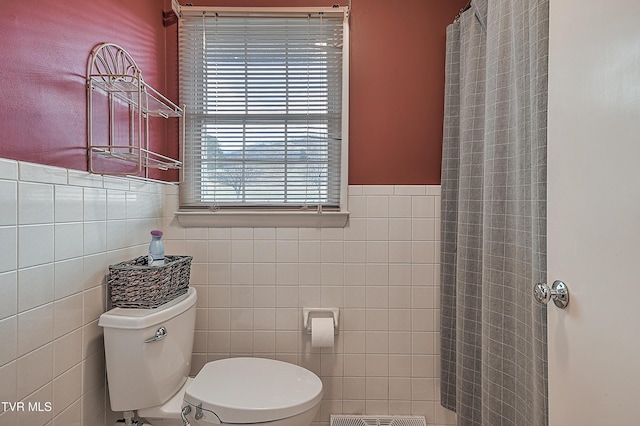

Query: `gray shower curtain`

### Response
(440, 0, 549, 425)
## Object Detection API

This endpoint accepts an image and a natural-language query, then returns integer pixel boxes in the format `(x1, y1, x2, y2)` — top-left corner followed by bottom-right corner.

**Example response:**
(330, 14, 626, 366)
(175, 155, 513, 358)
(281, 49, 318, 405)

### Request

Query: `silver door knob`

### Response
(533, 280, 569, 309)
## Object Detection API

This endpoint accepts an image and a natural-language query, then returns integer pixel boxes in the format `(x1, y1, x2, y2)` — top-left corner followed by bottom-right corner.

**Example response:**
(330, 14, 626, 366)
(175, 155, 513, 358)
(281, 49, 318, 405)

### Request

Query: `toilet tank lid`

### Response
(98, 287, 197, 330)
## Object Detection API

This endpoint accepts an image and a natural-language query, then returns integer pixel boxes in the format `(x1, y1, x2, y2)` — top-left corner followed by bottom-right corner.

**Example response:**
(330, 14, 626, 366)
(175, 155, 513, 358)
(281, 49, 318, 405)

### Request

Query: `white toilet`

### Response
(98, 288, 323, 426)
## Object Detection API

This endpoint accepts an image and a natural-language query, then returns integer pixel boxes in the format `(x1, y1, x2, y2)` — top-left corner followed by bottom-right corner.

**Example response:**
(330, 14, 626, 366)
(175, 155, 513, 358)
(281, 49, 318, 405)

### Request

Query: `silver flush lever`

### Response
(144, 326, 168, 343)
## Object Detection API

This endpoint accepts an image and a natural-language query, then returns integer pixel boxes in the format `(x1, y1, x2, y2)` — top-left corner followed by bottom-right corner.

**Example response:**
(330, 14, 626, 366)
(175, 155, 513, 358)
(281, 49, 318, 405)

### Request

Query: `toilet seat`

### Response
(184, 357, 323, 424)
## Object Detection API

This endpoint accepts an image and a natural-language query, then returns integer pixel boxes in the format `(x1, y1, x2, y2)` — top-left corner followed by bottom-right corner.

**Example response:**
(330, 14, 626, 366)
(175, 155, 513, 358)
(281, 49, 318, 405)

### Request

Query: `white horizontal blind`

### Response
(179, 12, 345, 208)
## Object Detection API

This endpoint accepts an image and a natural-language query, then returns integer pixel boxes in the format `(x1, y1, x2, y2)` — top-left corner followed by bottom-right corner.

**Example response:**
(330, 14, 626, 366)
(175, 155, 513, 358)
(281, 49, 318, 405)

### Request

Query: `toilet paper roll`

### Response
(311, 317, 335, 348)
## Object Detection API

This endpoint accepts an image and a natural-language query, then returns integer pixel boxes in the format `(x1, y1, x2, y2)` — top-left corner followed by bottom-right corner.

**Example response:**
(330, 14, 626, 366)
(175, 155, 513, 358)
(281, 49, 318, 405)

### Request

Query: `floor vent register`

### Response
(330, 415, 427, 426)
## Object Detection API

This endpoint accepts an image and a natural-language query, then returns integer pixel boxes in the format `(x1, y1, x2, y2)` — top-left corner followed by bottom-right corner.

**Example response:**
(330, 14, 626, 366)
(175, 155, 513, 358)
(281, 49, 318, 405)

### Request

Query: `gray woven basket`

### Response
(108, 255, 193, 308)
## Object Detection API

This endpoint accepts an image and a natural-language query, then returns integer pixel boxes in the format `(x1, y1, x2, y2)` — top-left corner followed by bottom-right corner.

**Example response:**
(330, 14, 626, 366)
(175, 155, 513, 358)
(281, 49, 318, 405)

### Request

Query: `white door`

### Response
(547, 0, 640, 424)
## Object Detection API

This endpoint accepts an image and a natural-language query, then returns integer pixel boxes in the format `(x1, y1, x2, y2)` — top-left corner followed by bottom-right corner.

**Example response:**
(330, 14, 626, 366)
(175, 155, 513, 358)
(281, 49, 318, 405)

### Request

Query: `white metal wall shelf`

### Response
(87, 42, 183, 177)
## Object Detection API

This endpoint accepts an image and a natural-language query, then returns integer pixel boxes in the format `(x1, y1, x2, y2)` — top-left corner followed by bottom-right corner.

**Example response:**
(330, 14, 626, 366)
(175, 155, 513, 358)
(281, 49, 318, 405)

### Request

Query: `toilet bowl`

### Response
(99, 288, 322, 426)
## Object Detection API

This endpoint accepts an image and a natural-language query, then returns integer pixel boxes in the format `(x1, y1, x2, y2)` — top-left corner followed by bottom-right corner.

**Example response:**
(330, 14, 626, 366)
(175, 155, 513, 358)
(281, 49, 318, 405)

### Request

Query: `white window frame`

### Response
(173, 5, 350, 228)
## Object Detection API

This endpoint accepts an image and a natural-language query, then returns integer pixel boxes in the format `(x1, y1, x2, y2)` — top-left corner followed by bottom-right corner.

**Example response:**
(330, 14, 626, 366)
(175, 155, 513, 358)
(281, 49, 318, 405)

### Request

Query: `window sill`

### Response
(175, 210, 349, 228)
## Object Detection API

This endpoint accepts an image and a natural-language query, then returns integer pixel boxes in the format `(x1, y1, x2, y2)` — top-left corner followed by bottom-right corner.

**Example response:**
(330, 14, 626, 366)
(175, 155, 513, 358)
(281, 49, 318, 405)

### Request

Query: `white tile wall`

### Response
(163, 184, 457, 426)
(0, 159, 165, 426)
(1, 157, 456, 426)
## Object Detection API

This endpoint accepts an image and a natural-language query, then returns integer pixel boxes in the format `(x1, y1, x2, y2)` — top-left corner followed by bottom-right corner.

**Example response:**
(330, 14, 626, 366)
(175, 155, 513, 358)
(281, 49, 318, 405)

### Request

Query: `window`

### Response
(177, 7, 349, 226)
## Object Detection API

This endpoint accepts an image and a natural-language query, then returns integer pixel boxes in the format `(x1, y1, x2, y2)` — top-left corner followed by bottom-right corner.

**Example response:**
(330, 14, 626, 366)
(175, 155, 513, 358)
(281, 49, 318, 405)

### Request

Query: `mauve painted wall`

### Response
(349, 0, 466, 184)
(0, 0, 466, 184)
(0, 0, 170, 177)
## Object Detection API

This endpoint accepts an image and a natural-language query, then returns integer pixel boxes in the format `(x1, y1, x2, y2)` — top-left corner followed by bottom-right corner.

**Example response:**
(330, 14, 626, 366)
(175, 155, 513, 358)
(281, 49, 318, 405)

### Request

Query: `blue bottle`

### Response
(148, 230, 165, 266)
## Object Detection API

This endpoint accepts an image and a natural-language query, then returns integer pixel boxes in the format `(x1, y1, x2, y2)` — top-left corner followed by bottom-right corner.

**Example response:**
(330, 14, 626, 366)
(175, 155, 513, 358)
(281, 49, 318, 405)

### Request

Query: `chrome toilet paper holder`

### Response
(303, 307, 340, 334)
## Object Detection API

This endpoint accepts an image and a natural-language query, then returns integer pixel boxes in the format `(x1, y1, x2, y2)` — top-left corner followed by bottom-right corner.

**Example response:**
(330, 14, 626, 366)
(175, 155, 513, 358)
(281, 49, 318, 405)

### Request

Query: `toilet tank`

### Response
(98, 287, 197, 412)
